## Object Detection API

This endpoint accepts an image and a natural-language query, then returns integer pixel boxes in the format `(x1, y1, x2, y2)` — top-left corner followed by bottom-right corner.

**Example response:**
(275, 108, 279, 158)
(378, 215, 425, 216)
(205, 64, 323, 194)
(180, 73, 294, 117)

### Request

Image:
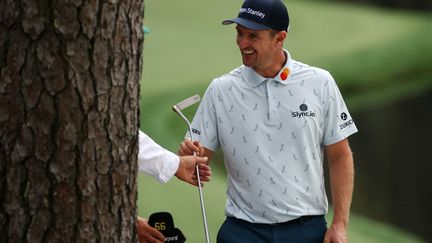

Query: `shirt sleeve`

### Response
(322, 72, 358, 145)
(138, 130, 180, 183)
(188, 80, 219, 151)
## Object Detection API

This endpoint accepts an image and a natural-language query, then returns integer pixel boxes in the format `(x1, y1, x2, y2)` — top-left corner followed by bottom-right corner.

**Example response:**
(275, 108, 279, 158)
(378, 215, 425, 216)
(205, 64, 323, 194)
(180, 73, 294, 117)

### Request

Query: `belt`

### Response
(275, 215, 323, 225)
(229, 215, 323, 226)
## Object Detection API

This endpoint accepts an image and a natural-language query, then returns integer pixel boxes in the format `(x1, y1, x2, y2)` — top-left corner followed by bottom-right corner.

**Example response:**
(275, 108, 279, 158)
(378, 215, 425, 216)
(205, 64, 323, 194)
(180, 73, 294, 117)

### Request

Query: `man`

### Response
(137, 130, 210, 243)
(178, 0, 358, 242)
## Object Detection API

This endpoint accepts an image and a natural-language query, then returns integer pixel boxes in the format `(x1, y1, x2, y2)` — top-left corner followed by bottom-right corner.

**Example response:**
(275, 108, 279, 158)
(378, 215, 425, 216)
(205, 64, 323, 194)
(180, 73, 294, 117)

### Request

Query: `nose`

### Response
(236, 35, 248, 49)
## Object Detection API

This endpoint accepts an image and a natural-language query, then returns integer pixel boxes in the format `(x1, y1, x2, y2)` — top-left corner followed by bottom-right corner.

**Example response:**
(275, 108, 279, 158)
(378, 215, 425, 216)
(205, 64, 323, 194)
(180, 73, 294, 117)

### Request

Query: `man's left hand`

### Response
(323, 222, 348, 243)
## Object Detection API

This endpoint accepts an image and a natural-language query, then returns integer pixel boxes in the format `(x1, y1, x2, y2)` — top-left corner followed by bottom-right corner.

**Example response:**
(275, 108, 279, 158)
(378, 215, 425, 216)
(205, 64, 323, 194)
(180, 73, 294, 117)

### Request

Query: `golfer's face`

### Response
(235, 25, 277, 72)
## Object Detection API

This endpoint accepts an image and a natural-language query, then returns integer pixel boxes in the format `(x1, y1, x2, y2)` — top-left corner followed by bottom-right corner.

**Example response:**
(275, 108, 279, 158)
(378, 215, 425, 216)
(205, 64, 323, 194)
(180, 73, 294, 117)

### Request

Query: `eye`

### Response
(236, 29, 243, 37)
(250, 33, 259, 40)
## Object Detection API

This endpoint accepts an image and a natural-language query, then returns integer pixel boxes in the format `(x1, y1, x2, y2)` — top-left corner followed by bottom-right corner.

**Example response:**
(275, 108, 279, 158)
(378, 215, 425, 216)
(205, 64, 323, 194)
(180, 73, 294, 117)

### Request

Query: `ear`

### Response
(275, 31, 287, 48)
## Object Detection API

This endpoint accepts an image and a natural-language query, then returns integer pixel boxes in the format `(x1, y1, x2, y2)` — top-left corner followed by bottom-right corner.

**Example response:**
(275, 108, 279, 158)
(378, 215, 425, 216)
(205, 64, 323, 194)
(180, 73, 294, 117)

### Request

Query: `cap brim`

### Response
(222, 17, 269, 30)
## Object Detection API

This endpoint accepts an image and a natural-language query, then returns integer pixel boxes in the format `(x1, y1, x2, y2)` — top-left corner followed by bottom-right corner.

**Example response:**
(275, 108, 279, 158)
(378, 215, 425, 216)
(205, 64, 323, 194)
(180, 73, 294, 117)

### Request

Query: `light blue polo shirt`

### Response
(189, 50, 358, 224)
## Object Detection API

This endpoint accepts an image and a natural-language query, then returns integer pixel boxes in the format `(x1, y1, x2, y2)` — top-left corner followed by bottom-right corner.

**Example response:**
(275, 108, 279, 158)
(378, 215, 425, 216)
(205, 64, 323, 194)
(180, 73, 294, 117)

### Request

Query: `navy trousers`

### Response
(217, 216, 327, 243)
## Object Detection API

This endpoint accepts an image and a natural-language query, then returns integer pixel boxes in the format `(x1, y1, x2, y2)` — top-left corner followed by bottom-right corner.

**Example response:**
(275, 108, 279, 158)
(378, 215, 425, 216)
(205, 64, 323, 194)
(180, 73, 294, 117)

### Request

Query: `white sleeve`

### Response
(322, 72, 358, 145)
(189, 80, 219, 151)
(138, 130, 180, 183)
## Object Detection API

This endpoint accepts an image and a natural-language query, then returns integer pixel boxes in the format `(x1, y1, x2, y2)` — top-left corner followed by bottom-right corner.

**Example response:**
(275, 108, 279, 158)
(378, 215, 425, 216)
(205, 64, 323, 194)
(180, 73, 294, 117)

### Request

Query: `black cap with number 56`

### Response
(148, 212, 186, 242)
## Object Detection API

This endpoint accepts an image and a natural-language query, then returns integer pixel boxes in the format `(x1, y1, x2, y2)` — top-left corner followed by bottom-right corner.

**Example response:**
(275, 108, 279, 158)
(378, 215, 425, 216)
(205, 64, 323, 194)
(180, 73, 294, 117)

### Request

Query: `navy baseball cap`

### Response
(222, 0, 289, 31)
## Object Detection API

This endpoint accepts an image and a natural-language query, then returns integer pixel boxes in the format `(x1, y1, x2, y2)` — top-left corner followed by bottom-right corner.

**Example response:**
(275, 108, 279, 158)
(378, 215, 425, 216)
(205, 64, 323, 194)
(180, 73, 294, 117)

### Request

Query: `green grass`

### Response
(138, 0, 431, 242)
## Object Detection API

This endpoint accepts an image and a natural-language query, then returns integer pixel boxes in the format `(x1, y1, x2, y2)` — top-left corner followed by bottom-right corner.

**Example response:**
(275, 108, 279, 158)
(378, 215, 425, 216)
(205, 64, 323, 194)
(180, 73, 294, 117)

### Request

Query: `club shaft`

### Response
(191, 123, 211, 243)
(196, 165, 210, 243)
(173, 106, 194, 139)
(173, 106, 210, 243)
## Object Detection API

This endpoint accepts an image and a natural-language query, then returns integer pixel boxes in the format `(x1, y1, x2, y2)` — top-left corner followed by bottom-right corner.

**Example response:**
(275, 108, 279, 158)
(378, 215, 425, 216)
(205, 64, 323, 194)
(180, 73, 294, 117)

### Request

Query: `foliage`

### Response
(322, 0, 432, 11)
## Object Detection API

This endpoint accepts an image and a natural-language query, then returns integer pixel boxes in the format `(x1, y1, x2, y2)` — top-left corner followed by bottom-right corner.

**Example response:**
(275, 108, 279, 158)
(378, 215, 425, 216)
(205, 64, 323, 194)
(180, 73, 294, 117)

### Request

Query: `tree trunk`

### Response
(0, 0, 144, 242)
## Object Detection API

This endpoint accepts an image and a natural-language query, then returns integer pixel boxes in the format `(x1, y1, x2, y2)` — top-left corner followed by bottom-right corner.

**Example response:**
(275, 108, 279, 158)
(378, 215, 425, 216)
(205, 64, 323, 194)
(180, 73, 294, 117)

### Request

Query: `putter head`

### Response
(172, 94, 201, 112)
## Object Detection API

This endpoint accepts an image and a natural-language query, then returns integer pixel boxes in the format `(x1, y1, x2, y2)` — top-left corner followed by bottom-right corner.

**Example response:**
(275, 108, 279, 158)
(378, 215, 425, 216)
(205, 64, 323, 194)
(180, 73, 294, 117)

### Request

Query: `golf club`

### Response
(172, 94, 210, 243)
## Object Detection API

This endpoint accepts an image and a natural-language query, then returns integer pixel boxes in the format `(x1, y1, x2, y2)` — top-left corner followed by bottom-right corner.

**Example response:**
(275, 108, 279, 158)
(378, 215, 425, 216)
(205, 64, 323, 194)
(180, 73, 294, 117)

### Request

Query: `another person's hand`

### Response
(176, 155, 211, 186)
(136, 216, 165, 243)
(178, 138, 204, 157)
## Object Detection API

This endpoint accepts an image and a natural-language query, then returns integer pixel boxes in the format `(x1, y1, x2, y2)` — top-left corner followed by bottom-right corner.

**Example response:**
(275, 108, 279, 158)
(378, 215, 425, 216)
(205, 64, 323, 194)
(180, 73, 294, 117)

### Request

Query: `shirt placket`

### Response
(266, 80, 280, 123)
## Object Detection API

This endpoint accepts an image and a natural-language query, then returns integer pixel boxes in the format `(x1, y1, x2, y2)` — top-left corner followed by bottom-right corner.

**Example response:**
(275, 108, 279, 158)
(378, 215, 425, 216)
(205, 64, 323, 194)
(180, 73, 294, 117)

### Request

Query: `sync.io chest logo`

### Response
(291, 103, 316, 118)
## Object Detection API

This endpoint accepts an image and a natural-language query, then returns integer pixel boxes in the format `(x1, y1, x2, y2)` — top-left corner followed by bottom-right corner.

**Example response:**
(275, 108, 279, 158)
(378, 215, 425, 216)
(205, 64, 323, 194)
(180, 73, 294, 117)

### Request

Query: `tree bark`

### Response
(0, 0, 144, 242)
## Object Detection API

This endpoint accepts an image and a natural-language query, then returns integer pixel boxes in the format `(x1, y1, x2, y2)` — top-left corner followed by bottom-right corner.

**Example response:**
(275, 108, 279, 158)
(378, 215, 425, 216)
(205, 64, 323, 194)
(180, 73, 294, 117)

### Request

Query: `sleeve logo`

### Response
(339, 112, 353, 129)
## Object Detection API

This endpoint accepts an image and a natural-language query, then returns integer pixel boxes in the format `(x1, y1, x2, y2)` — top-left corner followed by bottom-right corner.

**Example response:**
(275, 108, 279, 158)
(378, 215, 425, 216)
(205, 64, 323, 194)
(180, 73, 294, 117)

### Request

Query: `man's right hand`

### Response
(178, 138, 205, 157)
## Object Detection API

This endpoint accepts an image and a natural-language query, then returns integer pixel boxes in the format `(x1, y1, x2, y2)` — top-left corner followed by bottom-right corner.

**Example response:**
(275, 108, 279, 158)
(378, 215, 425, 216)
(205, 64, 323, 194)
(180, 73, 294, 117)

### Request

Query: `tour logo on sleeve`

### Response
(339, 112, 354, 129)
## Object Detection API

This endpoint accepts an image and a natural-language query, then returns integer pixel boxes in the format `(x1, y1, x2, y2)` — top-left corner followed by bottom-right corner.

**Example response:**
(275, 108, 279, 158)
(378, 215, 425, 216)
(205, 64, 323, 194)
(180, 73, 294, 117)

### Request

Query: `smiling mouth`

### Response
(242, 49, 255, 55)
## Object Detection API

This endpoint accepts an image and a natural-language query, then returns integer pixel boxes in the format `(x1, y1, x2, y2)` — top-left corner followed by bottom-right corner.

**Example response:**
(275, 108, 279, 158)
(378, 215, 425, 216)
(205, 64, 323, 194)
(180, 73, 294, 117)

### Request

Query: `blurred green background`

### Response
(137, 0, 432, 242)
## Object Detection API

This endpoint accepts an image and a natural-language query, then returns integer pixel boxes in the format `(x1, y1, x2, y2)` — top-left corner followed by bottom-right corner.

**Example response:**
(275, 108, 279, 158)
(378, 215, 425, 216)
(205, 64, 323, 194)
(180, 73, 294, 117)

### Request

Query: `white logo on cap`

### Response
(239, 7, 266, 19)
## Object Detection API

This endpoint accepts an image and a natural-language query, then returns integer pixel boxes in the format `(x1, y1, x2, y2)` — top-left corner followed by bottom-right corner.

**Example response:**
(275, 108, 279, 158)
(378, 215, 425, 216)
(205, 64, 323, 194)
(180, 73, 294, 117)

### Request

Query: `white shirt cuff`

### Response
(137, 130, 180, 183)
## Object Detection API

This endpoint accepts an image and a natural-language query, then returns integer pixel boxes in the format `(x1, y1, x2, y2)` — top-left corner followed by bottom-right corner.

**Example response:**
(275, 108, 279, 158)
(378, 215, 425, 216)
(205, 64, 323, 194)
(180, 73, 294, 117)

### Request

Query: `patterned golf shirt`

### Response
(189, 50, 358, 224)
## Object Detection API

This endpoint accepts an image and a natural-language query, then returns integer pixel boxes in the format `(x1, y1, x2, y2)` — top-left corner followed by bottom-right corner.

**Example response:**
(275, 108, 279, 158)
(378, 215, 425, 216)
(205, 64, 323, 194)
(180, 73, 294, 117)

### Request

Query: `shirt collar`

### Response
(243, 49, 294, 88)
